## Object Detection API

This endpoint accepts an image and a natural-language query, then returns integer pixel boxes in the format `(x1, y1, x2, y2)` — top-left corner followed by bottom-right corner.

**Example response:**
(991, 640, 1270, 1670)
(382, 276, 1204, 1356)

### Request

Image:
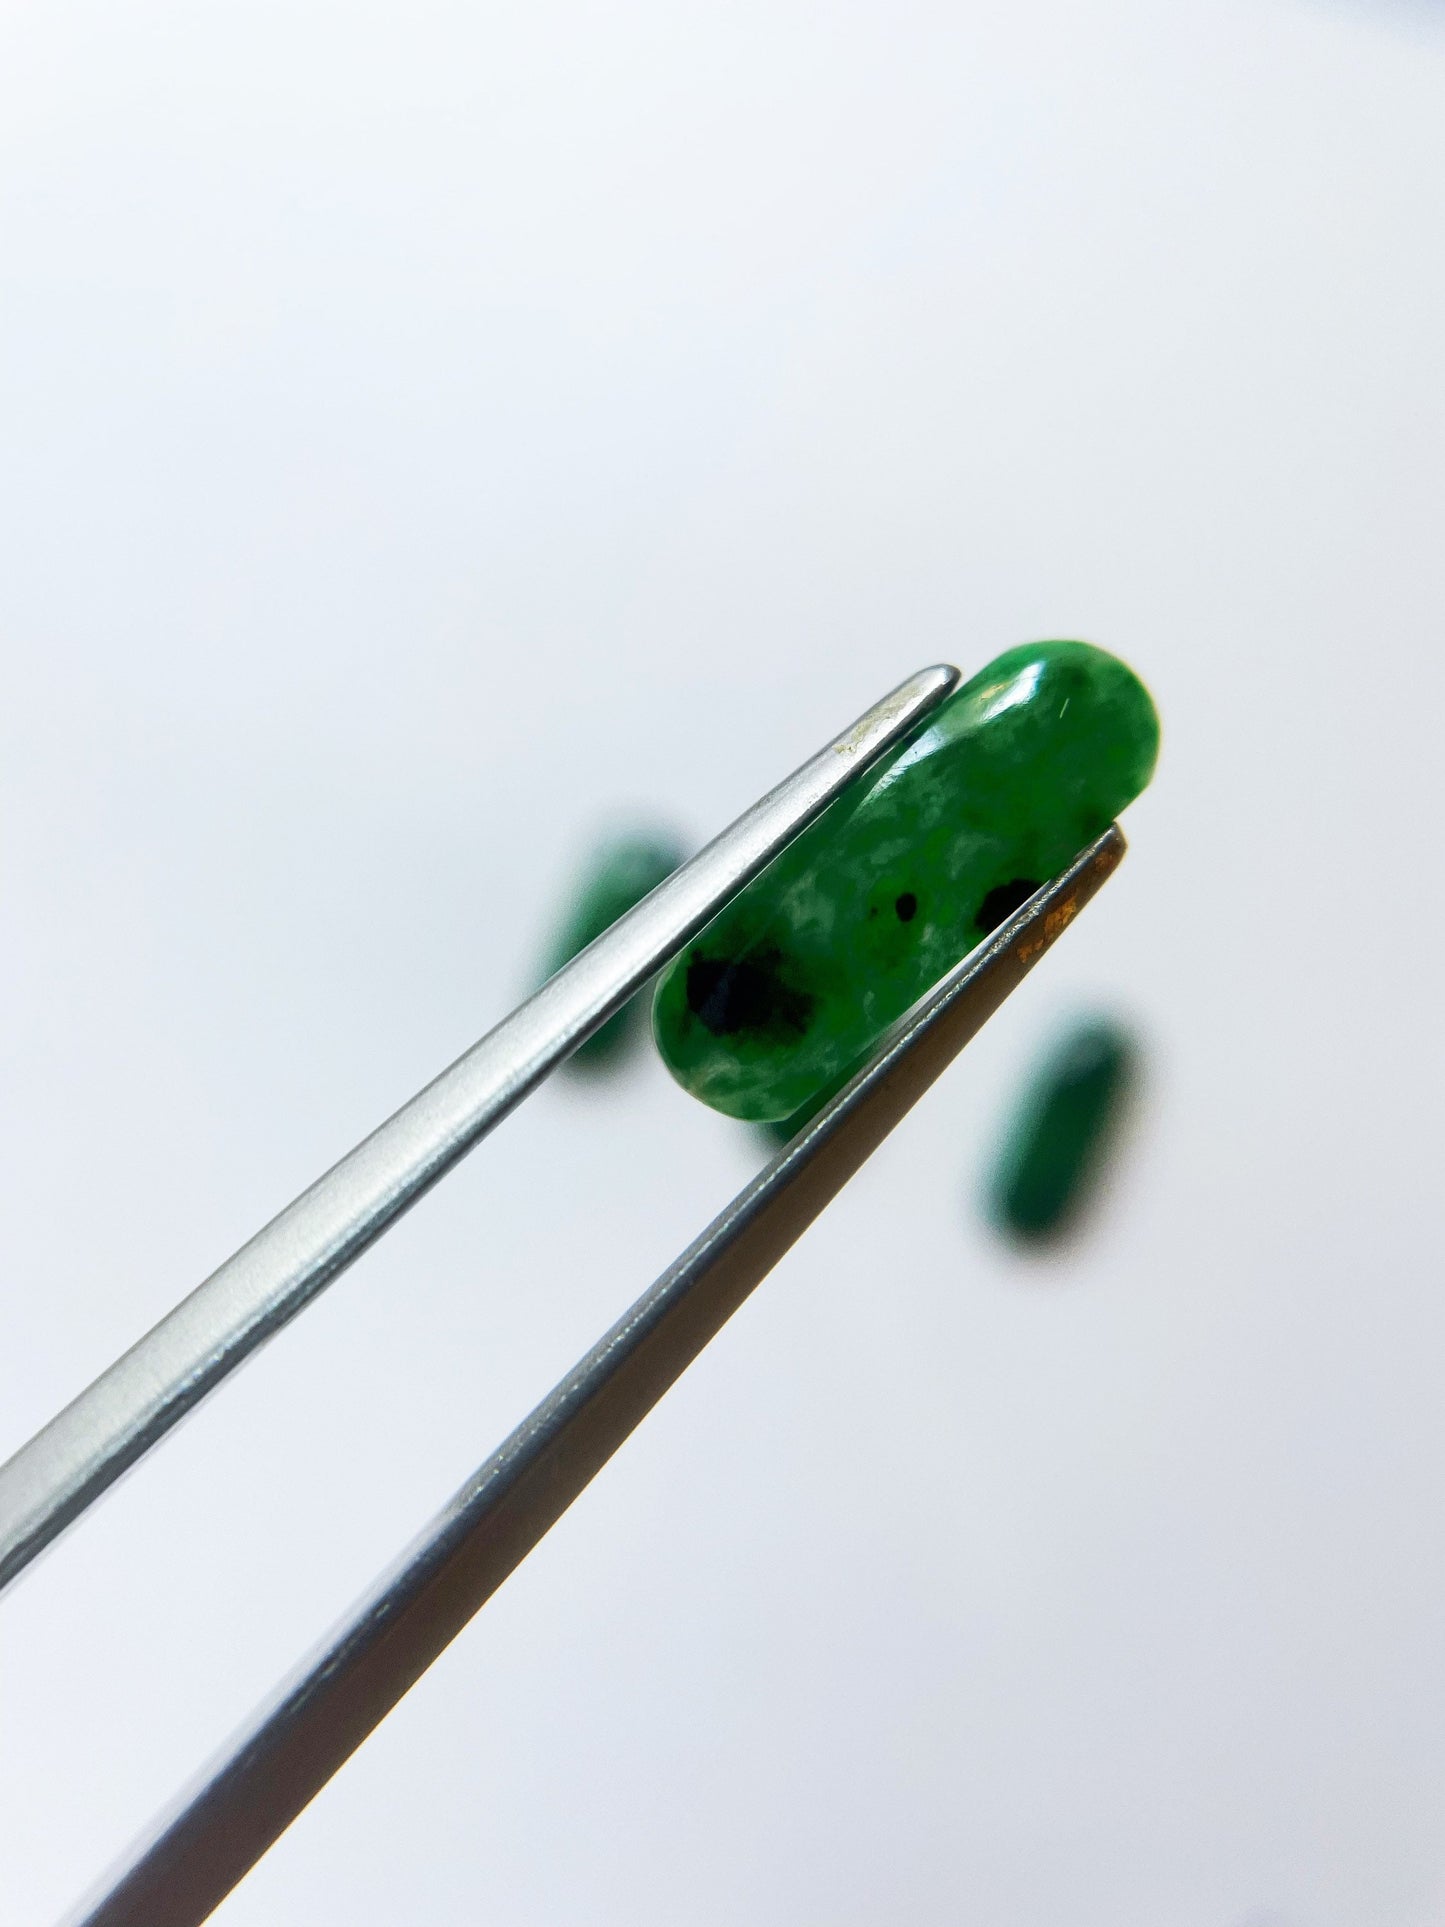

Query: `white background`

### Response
(2, 2, 1444, 1921)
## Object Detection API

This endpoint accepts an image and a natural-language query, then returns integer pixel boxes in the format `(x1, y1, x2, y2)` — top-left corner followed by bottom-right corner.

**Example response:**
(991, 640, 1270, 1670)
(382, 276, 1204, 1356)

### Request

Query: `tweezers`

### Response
(0, 665, 1126, 1925)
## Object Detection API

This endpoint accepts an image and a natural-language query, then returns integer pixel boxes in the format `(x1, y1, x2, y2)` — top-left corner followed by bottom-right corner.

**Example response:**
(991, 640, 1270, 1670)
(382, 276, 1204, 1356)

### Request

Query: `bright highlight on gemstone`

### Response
(539, 830, 685, 1069)
(987, 1017, 1140, 1244)
(652, 640, 1159, 1123)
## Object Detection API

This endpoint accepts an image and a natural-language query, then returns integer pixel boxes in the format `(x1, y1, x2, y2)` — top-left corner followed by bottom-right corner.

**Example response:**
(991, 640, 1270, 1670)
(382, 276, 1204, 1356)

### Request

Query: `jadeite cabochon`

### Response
(652, 641, 1159, 1123)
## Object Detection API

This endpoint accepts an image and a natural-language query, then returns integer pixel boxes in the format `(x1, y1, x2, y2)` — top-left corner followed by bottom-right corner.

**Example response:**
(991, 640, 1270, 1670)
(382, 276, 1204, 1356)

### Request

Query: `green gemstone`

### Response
(540, 831, 685, 1069)
(988, 1018, 1138, 1242)
(653, 640, 1159, 1122)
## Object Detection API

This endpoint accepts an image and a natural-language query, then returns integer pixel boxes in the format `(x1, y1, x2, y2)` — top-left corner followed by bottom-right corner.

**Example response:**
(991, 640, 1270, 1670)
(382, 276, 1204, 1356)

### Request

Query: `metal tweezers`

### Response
(0, 665, 1126, 1926)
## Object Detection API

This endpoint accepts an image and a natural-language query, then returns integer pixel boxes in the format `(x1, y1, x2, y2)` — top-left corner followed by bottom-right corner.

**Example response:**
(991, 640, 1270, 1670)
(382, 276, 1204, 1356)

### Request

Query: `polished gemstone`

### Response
(988, 1018, 1138, 1242)
(541, 831, 684, 1068)
(653, 640, 1159, 1122)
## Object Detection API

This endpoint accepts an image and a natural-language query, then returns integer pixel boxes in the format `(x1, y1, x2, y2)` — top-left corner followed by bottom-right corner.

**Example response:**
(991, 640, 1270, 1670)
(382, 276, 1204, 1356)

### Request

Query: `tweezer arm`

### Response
(67, 825, 1124, 1927)
(0, 666, 957, 1593)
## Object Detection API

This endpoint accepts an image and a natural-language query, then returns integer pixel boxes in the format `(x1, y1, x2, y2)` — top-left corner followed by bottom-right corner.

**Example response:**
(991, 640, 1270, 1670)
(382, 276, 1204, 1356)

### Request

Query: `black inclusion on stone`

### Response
(975, 878, 1041, 933)
(685, 950, 815, 1039)
(894, 891, 918, 922)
